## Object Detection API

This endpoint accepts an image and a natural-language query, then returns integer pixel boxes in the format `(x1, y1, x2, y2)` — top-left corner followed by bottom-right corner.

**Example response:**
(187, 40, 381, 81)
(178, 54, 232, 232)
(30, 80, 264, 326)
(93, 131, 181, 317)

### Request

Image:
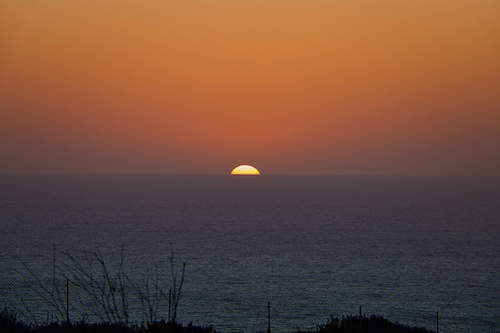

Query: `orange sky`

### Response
(1, 0, 499, 175)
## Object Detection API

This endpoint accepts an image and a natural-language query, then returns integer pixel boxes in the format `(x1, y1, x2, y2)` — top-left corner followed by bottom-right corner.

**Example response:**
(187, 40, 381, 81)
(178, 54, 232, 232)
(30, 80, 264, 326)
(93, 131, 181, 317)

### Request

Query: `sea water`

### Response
(0, 175, 499, 332)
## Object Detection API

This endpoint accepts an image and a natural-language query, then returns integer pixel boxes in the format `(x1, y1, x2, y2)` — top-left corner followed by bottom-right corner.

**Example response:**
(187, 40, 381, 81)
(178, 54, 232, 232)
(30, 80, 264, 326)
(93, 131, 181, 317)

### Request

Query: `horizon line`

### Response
(0, 171, 499, 178)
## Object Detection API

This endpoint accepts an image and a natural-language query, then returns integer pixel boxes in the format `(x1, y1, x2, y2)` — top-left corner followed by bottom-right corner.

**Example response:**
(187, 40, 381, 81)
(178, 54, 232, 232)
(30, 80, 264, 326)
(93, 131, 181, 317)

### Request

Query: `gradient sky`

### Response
(1, 0, 499, 175)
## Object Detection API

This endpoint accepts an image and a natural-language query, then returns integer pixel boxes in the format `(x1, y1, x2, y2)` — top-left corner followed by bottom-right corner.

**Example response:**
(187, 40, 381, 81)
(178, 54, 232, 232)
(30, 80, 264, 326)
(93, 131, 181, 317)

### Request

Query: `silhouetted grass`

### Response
(10, 248, 436, 333)
(1, 308, 215, 333)
(0, 308, 30, 333)
(15, 247, 187, 325)
(304, 315, 433, 333)
(2, 308, 435, 333)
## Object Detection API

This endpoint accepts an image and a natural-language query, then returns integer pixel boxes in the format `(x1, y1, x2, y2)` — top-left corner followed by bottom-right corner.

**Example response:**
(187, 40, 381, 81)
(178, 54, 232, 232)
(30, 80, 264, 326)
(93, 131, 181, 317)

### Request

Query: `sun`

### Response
(230, 164, 261, 176)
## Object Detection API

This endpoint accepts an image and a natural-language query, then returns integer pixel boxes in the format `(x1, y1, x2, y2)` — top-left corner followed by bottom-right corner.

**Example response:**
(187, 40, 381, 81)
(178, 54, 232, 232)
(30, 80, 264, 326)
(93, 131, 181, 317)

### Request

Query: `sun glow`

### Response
(230, 165, 261, 176)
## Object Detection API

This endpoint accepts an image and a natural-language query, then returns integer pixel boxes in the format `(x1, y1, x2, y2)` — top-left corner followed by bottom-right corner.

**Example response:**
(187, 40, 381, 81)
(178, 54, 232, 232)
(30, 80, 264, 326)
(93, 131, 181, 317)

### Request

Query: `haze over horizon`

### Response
(1, 0, 499, 176)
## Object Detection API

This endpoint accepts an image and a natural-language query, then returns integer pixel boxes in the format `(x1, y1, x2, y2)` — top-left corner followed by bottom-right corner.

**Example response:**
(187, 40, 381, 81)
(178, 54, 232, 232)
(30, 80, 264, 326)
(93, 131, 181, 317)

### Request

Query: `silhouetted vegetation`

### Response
(15, 246, 186, 326)
(1, 309, 215, 333)
(0, 308, 30, 333)
(310, 315, 433, 333)
(1, 308, 437, 333)
(10, 249, 437, 333)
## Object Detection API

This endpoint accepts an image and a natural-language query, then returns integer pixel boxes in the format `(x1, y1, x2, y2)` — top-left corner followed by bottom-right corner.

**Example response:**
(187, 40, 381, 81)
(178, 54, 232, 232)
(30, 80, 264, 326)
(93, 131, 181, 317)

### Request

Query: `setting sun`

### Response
(230, 165, 261, 176)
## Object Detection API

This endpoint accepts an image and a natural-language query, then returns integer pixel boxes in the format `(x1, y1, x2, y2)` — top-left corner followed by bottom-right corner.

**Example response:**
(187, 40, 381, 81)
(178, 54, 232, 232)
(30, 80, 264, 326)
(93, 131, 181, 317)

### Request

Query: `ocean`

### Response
(0, 175, 499, 332)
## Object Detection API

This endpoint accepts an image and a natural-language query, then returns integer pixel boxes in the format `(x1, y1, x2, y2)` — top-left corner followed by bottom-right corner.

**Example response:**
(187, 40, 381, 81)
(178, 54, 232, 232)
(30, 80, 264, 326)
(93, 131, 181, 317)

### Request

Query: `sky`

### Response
(1, 0, 499, 175)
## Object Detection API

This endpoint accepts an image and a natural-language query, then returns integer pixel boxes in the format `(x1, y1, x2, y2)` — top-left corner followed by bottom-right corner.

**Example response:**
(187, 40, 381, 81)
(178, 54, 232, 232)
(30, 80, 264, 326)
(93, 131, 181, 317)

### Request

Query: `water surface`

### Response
(0, 175, 499, 332)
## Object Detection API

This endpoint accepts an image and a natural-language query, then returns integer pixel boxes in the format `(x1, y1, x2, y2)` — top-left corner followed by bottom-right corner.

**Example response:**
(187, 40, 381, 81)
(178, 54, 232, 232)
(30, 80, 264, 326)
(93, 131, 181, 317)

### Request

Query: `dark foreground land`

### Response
(1, 310, 433, 333)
